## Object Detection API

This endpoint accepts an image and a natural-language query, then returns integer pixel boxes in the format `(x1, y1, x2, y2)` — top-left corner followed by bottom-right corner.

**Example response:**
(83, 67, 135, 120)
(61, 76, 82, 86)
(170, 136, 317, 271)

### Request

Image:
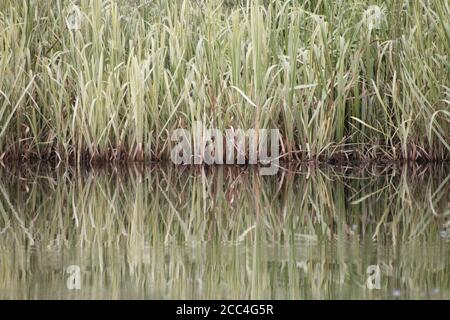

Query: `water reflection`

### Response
(0, 164, 448, 299)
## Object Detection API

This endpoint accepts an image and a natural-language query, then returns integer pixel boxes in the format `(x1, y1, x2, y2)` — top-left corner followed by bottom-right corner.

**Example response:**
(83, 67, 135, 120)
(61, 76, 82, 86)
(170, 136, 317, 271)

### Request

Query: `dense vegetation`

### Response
(0, 0, 449, 163)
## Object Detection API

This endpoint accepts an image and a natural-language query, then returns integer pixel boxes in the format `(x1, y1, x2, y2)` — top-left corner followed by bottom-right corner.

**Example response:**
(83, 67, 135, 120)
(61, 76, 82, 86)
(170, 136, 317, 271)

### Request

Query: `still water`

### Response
(0, 164, 448, 299)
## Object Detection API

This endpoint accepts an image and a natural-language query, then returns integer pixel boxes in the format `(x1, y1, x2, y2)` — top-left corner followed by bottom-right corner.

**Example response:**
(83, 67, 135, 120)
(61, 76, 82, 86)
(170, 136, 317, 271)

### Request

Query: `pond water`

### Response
(0, 164, 448, 299)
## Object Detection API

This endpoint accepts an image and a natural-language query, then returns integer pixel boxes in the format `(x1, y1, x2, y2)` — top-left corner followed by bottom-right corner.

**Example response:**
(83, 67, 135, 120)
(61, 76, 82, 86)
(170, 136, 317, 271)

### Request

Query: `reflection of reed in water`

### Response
(0, 164, 448, 299)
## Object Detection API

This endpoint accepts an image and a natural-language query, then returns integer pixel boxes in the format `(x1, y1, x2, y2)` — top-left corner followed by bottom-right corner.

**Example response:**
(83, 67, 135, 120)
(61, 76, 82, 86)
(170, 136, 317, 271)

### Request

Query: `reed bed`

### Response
(0, 164, 448, 299)
(0, 0, 448, 163)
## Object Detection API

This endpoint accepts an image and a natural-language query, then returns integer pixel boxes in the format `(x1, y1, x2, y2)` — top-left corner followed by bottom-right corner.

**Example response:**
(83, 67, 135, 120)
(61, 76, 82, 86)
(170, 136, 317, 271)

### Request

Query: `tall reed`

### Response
(0, 0, 448, 163)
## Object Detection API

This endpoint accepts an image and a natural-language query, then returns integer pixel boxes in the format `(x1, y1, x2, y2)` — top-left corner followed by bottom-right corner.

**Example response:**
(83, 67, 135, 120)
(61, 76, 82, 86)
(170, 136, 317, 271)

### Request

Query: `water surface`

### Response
(0, 164, 448, 299)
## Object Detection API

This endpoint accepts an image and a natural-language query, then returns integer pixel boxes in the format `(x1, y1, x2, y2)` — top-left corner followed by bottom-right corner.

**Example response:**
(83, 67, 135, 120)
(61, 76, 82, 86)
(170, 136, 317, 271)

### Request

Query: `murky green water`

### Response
(0, 164, 448, 300)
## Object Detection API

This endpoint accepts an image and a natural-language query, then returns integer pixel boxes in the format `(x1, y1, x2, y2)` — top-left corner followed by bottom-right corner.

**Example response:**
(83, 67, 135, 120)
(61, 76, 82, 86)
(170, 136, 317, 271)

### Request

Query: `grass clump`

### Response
(0, 0, 449, 163)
